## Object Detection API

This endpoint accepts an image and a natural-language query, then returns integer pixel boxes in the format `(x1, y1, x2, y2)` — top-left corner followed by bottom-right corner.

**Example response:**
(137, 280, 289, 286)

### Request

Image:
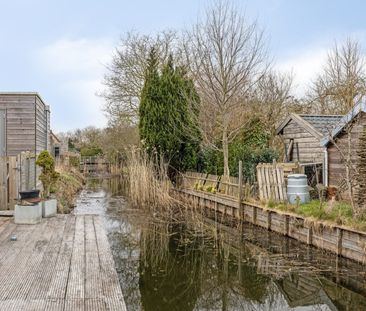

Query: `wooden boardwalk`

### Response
(0, 215, 127, 311)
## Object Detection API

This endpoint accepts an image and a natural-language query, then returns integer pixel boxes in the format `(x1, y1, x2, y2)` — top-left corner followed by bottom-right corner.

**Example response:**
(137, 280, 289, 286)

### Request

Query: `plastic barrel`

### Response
(287, 174, 310, 204)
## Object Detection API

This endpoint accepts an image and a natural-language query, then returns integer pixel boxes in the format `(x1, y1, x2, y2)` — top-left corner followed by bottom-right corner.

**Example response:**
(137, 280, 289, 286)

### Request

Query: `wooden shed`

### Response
(276, 113, 342, 185)
(0, 92, 50, 156)
(321, 103, 366, 195)
(0, 92, 51, 191)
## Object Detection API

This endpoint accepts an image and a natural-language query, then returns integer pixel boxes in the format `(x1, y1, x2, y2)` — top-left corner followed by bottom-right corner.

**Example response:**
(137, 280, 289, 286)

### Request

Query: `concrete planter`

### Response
(42, 199, 57, 218)
(14, 203, 42, 224)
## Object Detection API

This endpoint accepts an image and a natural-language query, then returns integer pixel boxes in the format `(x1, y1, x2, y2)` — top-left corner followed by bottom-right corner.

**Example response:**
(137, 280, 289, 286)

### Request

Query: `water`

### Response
(74, 179, 366, 311)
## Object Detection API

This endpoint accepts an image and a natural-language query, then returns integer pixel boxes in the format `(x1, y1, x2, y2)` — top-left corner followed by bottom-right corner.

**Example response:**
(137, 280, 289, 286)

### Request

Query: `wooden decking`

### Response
(0, 214, 126, 310)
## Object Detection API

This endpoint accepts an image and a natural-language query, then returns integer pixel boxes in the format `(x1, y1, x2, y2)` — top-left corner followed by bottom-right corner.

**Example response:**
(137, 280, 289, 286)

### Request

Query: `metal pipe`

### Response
(323, 147, 328, 186)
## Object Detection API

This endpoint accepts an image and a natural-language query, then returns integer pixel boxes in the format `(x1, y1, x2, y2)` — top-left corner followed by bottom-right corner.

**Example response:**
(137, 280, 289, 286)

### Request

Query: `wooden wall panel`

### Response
(0, 94, 36, 156)
(35, 96, 47, 154)
(327, 112, 366, 188)
(282, 119, 323, 163)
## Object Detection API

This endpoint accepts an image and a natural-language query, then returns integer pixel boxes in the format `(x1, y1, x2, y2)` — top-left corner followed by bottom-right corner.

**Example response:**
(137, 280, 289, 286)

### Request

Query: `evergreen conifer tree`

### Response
(139, 50, 201, 179)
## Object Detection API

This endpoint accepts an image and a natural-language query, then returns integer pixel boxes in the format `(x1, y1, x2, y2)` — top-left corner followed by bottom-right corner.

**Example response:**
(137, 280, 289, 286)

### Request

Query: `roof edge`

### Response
(321, 102, 366, 146)
(0, 92, 47, 106)
(276, 113, 323, 139)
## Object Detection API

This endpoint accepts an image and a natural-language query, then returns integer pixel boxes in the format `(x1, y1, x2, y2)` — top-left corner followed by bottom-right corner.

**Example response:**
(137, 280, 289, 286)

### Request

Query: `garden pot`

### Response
(42, 199, 57, 218)
(14, 203, 42, 224)
(19, 190, 40, 200)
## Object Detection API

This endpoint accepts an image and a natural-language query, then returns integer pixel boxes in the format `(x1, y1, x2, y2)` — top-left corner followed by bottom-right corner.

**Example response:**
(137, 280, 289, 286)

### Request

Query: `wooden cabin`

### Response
(276, 113, 342, 185)
(321, 103, 366, 195)
(0, 92, 50, 156)
(0, 92, 51, 190)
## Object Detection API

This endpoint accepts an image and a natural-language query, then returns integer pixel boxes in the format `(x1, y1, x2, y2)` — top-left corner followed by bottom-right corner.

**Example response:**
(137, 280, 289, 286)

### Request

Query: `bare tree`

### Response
(102, 31, 179, 126)
(309, 38, 366, 114)
(186, 1, 267, 178)
(251, 71, 294, 145)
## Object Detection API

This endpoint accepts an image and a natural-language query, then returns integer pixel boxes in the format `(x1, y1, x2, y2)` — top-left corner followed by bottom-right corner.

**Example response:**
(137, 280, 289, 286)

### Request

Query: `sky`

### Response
(1, 0, 366, 132)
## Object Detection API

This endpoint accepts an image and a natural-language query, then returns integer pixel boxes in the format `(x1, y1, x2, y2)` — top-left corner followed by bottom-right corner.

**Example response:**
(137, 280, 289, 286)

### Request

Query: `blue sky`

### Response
(1, 0, 366, 132)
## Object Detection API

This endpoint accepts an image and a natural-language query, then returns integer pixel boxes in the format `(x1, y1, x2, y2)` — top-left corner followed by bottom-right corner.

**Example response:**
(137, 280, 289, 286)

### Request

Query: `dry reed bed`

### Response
(125, 149, 176, 210)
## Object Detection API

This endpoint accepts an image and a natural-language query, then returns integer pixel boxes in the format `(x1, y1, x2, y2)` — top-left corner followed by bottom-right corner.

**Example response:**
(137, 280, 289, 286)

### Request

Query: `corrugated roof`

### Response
(299, 115, 343, 136)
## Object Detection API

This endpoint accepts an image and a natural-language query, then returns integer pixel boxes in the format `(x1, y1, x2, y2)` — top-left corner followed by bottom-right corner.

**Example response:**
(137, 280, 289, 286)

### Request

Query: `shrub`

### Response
(36, 150, 60, 198)
(69, 156, 80, 168)
(80, 147, 103, 157)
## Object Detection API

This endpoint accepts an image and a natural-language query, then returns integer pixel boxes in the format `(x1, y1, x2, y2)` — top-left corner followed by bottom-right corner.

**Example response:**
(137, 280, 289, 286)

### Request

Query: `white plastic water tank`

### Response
(287, 174, 310, 204)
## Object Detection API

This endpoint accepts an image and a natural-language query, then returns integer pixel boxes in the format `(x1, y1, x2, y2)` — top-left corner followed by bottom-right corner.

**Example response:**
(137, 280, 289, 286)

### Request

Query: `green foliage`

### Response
(139, 50, 201, 178)
(69, 156, 80, 168)
(68, 139, 75, 150)
(205, 186, 213, 192)
(202, 119, 278, 181)
(36, 150, 60, 198)
(80, 147, 103, 157)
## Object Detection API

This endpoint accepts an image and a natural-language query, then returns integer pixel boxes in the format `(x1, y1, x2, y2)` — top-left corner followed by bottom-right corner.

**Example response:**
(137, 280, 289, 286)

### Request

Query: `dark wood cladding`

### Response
(0, 93, 49, 156)
(327, 112, 366, 189)
(281, 119, 324, 163)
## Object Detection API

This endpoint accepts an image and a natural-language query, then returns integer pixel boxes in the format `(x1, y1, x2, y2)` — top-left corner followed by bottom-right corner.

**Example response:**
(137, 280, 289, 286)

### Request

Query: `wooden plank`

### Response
(94, 217, 125, 302)
(0, 157, 7, 210)
(47, 216, 76, 299)
(27, 215, 67, 299)
(261, 166, 268, 200)
(0, 220, 49, 300)
(85, 216, 104, 299)
(8, 156, 17, 209)
(66, 216, 85, 299)
(257, 164, 263, 200)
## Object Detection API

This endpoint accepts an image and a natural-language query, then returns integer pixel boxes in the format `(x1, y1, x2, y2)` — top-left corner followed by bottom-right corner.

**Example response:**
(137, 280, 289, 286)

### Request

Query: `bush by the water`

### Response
(201, 120, 278, 181)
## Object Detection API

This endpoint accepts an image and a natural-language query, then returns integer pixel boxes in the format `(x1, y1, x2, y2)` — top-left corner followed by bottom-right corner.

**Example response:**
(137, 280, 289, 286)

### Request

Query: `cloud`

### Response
(35, 37, 115, 131)
(276, 47, 328, 95)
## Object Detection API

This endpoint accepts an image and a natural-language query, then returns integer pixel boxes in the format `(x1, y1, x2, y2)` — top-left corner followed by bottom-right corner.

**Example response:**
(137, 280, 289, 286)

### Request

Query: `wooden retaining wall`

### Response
(175, 189, 366, 264)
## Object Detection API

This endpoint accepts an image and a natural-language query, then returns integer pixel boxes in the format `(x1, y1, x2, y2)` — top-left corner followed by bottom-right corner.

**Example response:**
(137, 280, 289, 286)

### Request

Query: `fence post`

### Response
(238, 161, 243, 228)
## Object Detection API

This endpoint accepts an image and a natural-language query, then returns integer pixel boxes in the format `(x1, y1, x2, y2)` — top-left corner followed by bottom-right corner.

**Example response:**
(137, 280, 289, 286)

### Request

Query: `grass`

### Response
(271, 199, 366, 231)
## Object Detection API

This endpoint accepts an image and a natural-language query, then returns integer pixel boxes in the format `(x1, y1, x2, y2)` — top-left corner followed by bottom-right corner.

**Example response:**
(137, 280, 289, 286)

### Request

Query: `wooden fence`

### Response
(256, 161, 302, 202)
(182, 170, 255, 200)
(0, 152, 37, 210)
(182, 161, 302, 203)
(80, 156, 111, 176)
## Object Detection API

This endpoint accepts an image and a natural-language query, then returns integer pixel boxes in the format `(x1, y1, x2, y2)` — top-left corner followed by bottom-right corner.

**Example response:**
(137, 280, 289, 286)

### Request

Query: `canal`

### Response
(74, 179, 366, 311)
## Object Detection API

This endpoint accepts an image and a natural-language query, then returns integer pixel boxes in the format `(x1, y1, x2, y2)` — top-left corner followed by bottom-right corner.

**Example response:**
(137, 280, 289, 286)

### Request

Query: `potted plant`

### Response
(36, 150, 60, 217)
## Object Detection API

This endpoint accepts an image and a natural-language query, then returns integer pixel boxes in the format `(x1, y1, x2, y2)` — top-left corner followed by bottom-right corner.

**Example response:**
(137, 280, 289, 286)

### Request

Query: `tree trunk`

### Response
(222, 128, 230, 178)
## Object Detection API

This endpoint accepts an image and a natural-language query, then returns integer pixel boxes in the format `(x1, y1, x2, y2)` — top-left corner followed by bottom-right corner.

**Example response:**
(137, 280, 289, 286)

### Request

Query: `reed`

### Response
(125, 148, 175, 209)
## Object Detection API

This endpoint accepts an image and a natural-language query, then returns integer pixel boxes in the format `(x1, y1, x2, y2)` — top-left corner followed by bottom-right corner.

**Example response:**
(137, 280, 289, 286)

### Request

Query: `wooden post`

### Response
(253, 206, 257, 225)
(307, 226, 313, 245)
(257, 164, 263, 200)
(8, 156, 17, 209)
(336, 228, 342, 256)
(284, 215, 289, 236)
(267, 211, 271, 230)
(238, 161, 243, 226)
(0, 157, 7, 210)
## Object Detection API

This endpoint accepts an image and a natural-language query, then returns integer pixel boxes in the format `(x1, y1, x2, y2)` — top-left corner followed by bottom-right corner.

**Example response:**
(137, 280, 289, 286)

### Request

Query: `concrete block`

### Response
(42, 199, 57, 218)
(14, 203, 42, 224)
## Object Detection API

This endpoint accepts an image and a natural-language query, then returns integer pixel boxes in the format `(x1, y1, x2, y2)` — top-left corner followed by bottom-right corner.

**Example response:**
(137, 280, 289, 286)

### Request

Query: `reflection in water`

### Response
(83, 179, 366, 311)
